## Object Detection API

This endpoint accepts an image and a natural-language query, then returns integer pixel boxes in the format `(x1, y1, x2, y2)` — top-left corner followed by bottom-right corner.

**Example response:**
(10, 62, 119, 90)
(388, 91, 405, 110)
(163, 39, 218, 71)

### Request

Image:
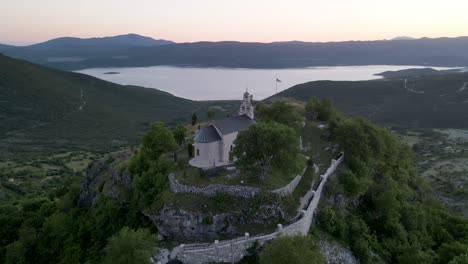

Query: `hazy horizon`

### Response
(3, 33, 468, 47)
(3, 0, 468, 45)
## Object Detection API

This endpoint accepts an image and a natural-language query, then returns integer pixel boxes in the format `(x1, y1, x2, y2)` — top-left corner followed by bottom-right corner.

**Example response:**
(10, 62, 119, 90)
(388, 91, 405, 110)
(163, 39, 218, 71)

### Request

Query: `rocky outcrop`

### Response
(318, 232, 359, 264)
(78, 151, 133, 207)
(147, 202, 285, 243)
(147, 208, 238, 242)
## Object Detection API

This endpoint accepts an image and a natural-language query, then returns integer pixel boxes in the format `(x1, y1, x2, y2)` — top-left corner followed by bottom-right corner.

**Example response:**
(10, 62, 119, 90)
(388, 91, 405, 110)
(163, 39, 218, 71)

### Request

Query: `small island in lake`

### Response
(103, 71, 120, 75)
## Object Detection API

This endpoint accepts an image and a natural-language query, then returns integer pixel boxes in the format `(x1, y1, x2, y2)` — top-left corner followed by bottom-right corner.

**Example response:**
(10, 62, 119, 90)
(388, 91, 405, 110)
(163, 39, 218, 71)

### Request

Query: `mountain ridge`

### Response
(2, 35, 468, 70)
(4, 33, 173, 49)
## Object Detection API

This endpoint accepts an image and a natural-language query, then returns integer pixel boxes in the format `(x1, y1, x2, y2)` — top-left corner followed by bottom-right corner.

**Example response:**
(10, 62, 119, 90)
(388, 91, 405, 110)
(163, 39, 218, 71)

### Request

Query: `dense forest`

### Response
(309, 99, 468, 263)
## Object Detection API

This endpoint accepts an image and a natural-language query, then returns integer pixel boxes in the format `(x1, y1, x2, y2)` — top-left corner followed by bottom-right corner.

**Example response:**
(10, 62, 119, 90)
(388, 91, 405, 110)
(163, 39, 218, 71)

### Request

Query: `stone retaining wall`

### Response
(168, 174, 259, 198)
(169, 167, 307, 198)
(271, 167, 307, 196)
(160, 153, 344, 264)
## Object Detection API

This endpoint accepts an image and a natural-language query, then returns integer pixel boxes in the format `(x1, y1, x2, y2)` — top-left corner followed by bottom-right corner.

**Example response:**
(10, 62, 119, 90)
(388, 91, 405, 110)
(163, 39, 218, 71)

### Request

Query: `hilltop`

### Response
(269, 72, 468, 128)
(0, 33, 173, 68)
(26, 33, 173, 50)
(391, 36, 416, 41)
(0, 54, 236, 159)
(2, 97, 468, 264)
(2, 36, 468, 70)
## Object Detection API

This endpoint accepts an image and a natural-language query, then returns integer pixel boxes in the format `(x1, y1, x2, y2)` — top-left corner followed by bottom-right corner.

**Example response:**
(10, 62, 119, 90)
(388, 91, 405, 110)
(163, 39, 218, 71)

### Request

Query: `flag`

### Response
(276, 78, 282, 83)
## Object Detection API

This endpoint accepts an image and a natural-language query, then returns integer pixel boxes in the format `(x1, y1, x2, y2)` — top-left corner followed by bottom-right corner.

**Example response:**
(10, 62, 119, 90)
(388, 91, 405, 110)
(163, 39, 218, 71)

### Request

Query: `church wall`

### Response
(221, 132, 238, 163)
(192, 141, 223, 168)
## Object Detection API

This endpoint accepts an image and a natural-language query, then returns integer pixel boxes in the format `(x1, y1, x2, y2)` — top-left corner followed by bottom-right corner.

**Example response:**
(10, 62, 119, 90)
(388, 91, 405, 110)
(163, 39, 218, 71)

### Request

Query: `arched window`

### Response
(197, 149, 200, 156)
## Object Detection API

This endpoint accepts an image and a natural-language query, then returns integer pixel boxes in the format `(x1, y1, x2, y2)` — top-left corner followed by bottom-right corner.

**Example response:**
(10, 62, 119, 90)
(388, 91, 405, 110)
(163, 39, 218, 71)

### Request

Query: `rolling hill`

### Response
(26, 33, 173, 50)
(375, 67, 466, 79)
(0, 34, 174, 69)
(268, 72, 468, 128)
(0, 54, 236, 159)
(2, 36, 468, 70)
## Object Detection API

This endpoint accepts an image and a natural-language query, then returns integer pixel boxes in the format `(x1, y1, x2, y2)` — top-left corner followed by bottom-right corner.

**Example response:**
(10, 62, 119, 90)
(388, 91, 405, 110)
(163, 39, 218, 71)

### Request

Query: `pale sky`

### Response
(2, 0, 468, 45)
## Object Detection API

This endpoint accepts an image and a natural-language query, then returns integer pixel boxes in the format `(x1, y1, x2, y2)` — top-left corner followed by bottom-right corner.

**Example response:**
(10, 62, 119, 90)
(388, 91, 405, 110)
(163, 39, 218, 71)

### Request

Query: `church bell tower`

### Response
(238, 90, 255, 119)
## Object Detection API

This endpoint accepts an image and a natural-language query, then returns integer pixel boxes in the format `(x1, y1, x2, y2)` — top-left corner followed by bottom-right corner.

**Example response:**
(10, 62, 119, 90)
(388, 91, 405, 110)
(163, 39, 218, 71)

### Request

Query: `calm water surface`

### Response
(77, 65, 453, 100)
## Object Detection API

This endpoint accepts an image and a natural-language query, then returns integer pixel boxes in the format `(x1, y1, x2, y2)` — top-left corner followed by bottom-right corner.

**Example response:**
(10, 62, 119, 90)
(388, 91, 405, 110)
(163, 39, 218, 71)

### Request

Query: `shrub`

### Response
(259, 236, 324, 264)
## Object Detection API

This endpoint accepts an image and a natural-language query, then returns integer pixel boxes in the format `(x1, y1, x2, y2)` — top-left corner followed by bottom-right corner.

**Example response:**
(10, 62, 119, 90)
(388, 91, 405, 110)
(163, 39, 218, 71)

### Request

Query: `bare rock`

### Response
(318, 232, 359, 264)
(78, 151, 133, 207)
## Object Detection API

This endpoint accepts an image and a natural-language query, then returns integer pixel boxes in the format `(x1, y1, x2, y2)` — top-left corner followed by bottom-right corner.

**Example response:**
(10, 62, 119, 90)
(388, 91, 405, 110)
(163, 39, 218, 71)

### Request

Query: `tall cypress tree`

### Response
(191, 113, 198, 126)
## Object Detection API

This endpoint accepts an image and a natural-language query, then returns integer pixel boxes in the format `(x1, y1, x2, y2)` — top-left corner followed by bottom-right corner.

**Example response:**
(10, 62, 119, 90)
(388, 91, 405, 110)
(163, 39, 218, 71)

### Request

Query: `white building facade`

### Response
(189, 91, 256, 168)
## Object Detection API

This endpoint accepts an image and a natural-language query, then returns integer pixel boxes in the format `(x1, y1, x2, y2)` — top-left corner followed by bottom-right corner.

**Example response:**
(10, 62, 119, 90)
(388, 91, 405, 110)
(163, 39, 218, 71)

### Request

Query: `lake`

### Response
(77, 65, 453, 101)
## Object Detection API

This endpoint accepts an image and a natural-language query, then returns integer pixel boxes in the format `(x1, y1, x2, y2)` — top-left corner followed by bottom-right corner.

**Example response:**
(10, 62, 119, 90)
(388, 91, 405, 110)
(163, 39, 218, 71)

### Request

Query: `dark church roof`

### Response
(194, 125, 222, 143)
(193, 115, 256, 143)
(212, 114, 256, 135)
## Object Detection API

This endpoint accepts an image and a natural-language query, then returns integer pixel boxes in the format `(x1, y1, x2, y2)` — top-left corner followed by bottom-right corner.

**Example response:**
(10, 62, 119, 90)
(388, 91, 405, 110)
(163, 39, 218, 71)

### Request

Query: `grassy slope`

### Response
(270, 73, 468, 128)
(0, 54, 237, 159)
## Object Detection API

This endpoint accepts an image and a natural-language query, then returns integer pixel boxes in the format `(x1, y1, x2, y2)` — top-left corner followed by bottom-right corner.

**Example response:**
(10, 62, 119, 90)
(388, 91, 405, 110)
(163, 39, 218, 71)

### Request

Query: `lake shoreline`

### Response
(77, 65, 456, 101)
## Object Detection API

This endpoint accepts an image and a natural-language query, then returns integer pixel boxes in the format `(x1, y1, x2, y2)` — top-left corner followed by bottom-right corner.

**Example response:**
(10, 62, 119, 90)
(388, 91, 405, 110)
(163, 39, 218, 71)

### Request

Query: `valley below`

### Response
(398, 128, 468, 217)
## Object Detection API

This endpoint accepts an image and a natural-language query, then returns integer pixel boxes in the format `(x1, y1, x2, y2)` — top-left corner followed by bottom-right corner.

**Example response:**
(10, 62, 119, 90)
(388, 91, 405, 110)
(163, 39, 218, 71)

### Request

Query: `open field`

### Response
(0, 150, 121, 205)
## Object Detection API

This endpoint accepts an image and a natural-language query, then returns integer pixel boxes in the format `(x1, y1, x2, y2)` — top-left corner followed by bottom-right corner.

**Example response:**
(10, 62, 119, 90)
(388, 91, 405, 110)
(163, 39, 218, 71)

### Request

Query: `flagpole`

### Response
(276, 80, 278, 94)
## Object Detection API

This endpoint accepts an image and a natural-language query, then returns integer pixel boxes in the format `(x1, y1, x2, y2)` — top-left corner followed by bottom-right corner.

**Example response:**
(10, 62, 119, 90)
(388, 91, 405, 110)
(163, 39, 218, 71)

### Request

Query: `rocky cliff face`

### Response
(147, 207, 238, 242)
(78, 151, 133, 207)
(146, 202, 285, 243)
(318, 232, 359, 264)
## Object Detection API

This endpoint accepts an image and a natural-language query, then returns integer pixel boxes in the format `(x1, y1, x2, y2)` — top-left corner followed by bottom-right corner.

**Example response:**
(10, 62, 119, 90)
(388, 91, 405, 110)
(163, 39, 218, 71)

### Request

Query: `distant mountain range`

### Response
(26, 33, 173, 50)
(3, 33, 172, 50)
(391, 36, 416, 41)
(1, 34, 468, 70)
(0, 34, 173, 68)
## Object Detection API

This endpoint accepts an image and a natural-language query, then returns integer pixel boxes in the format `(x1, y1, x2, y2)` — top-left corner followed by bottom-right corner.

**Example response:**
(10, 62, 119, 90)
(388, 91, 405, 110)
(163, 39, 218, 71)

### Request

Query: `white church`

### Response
(189, 91, 256, 168)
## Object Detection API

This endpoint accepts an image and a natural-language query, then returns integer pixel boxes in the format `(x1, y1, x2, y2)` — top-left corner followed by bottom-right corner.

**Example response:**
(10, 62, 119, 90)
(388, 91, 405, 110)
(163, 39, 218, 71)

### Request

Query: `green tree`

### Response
(259, 236, 324, 264)
(102, 227, 156, 264)
(232, 122, 300, 181)
(191, 113, 198, 126)
(305, 97, 337, 121)
(206, 110, 215, 120)
(449, 254, 468, 264)
(172, 125, 187, 146)
(256, 101, 302, 127)
(140, 122, 177, 162)
(437, 242, 468, 264)
(132, 160, 171, 208)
